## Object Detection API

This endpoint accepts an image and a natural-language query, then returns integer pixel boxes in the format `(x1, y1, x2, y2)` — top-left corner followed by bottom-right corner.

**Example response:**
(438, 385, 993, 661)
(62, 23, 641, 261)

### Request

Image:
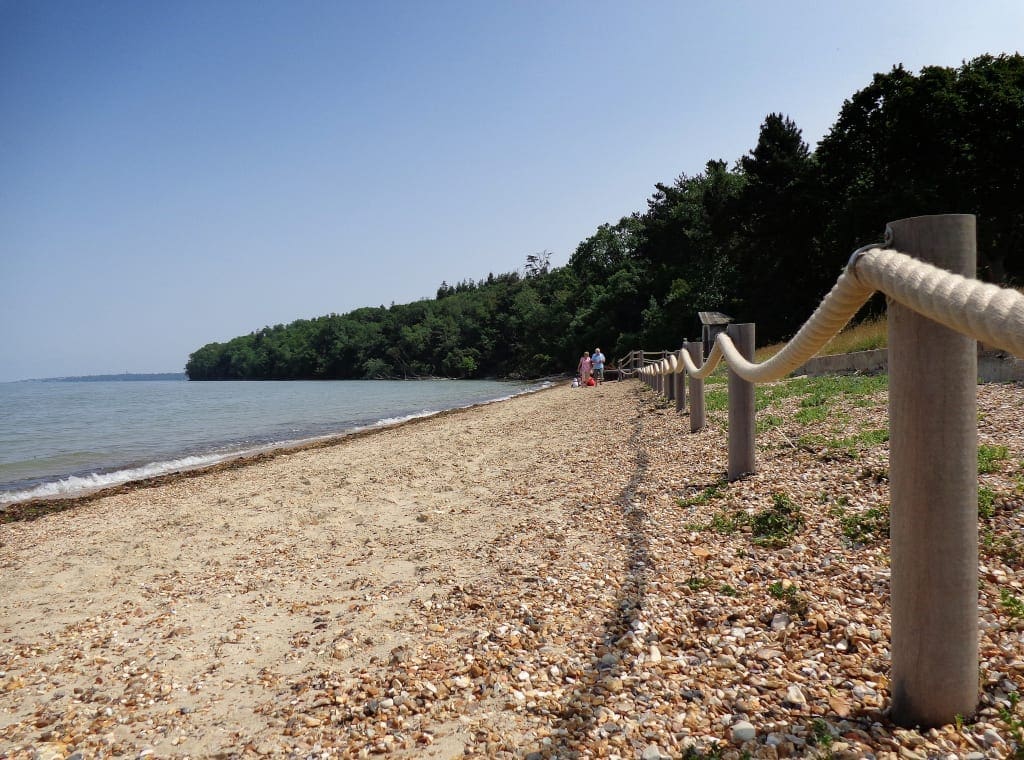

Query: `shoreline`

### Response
(0, 380, 556, 523)
(2, 379, 1023, 758)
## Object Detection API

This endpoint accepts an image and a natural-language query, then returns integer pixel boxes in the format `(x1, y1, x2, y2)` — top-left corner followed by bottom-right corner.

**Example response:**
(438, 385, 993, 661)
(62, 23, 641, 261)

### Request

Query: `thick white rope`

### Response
(660, 248, 1024, 383)
(855, 248, 1024, 358)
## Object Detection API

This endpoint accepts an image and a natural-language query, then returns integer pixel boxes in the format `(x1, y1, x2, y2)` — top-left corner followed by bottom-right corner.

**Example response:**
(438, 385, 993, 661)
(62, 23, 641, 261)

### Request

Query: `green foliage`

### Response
(809, 718, 834, 750)
(751, 493, 804, 547)
(980, 444, 1010, 474)
(982, 529, 1024, 566)
(799, 428, 889, 459)
(794, 406, 828, 425)
(841, 506, 890, 544)
(997, 691, 1024, 758)
(705, 389, 728, 412)
(769, 580, 809, 617)
(685, 576, 711, 591)
(979, 487, 997, 519)
(1001, 589, 1024, 620)
(677, 483, 725, 509)
(709, 509, 749, 533)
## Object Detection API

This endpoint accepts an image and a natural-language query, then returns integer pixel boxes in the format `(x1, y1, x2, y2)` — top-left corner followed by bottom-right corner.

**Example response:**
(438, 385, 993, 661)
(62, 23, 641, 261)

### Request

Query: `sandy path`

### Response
(1, 383, 638, 758)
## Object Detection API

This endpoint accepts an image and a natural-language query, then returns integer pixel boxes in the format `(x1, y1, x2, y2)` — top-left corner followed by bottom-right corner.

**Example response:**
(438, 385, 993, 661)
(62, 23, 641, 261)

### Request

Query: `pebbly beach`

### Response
(2, 377, 1024, 759)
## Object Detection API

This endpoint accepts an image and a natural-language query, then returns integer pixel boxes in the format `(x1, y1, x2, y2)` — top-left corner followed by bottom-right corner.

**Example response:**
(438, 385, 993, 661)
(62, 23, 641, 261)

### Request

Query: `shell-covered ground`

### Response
(1, 376, 1023, 759)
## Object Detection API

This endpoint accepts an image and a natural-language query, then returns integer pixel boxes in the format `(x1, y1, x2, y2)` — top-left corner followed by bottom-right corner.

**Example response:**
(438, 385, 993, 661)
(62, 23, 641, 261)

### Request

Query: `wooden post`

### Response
(726, 323, 755, 480)
(674, 352, 686, 414)
(686, 341, 704, 433)
(666, 360, 676, 402)
(888, 214, 978, 728)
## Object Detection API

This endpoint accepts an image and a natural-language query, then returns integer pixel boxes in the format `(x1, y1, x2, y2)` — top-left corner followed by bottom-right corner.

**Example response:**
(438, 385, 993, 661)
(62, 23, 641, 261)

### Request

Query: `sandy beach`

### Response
(2, 378, 1023, 759)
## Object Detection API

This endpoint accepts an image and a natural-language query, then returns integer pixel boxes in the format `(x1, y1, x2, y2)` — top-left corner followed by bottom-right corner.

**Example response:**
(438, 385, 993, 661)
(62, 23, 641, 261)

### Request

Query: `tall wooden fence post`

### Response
(666, 359, 676, 403)
(686, 341, 704, 433)
(726, 323, 755, 480)
(889, 214, 978, 727)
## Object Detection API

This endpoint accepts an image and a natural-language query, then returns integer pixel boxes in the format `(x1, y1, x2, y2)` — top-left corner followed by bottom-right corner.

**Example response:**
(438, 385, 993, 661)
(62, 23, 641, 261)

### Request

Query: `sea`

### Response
(0, 377, 548, 505)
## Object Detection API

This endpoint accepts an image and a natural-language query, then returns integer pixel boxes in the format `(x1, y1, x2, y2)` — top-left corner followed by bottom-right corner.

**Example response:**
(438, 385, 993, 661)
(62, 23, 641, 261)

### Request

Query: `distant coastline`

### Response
(26, 372, 186, 383)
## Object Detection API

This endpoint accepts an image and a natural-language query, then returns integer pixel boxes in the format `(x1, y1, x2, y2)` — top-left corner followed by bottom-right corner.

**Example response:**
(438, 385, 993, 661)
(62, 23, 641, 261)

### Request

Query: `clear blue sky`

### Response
(2, 1, 1021, 381)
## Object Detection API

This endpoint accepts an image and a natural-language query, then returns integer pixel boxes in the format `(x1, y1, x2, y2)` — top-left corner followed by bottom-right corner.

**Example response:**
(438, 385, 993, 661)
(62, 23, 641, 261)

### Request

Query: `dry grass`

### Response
(755, 315, 887, 362)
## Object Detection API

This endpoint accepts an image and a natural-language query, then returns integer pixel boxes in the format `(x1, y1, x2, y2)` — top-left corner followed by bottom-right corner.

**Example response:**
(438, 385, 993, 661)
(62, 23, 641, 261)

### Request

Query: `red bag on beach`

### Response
(586, 377, 596, 386)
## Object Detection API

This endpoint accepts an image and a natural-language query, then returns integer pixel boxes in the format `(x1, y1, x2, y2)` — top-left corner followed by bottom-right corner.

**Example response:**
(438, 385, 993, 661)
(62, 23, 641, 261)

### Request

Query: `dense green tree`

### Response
(732, 114, 828, 341)
(817, 54, 1024, 282)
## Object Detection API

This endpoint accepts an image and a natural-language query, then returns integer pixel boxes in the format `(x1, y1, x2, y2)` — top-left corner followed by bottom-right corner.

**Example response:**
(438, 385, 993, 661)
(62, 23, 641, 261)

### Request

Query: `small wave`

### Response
(0, 453, 235, 505)
(375, 409, 441, 427)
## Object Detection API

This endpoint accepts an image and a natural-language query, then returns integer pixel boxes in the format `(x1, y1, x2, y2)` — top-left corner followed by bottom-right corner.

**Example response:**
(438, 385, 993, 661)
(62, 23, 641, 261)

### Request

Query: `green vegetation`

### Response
(799, 428, 889, 459)
(685, 576, 711, 591)
(185, 55, 1024, 380)
(751, 493, 804, 547)
(979, 487, 997, 519)
(677, 483, 725, 508)
(794, 406, 828, 425)
(809, 718, 835, 750)
(683, 506, 748, 534)
(705, 389, 728, 412)
(769, 580, 809, 617)
(980, 444, 1010, 474)
(997, 692, 1024, 759)
(756, 413, 784, 433)
(841, 506, 891, 544)
(982, 529, 1023, 566)
(1001, 588, 1024, 620)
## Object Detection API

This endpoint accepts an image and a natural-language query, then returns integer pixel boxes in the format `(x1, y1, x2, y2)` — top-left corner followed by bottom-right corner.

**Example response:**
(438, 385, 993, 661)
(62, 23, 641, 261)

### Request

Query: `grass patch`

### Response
(685, 507, 749, 534)
(754, 373, 888, 417)
(751, 493, 804, 547)
(756, 413, 784, 433)
(841, 506, 890, 544)
(794, 406, 828, 425)
(982, 529, 1024, 566)
(685, 576, 711, 591)
(799, 427, 889, 459)
(822, 315, 888, 354)
(979, 487, 997, 519)
(979, 444, 1010, 474)
(1001, 588, 1024, 620)
(677, 483, 725, 508)
(755, 317, 888, 362)
(997, 691, 1024, 759)
(705, 388, 728, 412)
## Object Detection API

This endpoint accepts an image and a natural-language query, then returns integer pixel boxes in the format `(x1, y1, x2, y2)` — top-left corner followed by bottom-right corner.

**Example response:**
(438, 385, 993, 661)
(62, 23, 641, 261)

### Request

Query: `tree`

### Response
(732, 114, 827, 341)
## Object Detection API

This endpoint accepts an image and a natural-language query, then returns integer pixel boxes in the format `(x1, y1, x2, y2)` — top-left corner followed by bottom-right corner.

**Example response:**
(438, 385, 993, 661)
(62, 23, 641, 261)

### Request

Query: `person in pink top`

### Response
(577, 351, 593, 385)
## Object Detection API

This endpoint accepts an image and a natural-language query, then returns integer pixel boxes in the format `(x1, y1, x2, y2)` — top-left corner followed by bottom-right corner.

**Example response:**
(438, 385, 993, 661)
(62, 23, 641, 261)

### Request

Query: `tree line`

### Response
(186, 55, 1023, 381)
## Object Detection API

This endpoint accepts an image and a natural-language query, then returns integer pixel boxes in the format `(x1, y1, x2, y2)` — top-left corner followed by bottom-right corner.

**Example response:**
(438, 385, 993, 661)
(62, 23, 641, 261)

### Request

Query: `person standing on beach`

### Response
(578, 352, 592, 385)
(591, 347, 606, 383)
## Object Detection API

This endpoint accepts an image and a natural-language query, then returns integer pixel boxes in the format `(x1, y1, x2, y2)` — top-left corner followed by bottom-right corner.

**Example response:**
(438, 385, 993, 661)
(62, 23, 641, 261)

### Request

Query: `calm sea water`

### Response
(0, 378, 545, 504)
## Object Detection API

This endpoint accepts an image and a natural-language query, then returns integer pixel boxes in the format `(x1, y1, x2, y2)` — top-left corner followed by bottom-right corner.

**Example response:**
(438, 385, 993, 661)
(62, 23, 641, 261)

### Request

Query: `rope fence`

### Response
(633, 215, 1024, 729)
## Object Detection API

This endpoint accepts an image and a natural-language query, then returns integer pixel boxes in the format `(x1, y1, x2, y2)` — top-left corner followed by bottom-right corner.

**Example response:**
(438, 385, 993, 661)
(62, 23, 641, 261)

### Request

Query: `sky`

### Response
(1, 1, 1022, 381)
